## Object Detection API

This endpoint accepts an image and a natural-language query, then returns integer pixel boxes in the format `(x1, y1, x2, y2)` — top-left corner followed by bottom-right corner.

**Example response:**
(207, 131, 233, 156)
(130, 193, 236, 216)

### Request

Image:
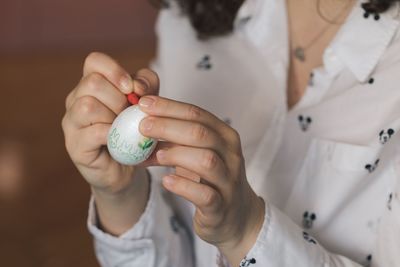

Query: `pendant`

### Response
(294, 47, 306, 62)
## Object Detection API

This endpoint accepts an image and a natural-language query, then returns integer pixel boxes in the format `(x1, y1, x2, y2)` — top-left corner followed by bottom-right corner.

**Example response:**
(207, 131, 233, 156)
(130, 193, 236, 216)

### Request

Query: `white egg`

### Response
(107, 105, 157, 165)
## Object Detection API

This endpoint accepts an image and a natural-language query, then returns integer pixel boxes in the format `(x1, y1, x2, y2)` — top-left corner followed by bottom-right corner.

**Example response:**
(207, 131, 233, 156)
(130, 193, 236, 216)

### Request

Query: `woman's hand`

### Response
(61, 52, 160, 235)
(138, 95, 265, 266)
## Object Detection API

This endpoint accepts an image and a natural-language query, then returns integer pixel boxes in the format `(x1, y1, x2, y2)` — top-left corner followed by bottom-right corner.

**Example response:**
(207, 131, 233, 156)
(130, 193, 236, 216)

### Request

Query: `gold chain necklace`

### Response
(288, 0, 354, 62)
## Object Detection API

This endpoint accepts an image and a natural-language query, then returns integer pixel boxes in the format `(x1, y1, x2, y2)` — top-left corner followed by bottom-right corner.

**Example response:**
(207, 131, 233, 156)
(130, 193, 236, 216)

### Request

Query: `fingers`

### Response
(67, 52, 161, 114)
(66, 123, 110, 166)
(156, 146, 228, 188)
(162, 174, 222, 214)
(139, 117, 226, 157)
(67, 52, 160, 114)
(137, 96, 241, 150)
(133, 68, 160, 96)
(138, 141, 176, 167)
(66, 96, 116, 129)
(83, 52, 134, 94)
(176, 167, 201, 183)
(138, 96, 225, 132)
(67, 72, 129, 114)
(83, 52, 160, 96)
(78, 123, 109, 153)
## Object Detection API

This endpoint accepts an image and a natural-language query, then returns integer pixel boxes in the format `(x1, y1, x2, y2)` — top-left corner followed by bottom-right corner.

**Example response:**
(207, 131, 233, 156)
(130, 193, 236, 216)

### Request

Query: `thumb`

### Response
(132, 68, 160, 97)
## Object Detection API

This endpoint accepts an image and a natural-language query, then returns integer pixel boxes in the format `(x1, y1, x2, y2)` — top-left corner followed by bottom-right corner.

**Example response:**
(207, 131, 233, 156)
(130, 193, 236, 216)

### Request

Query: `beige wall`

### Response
(0, 0, 158, 54)
(0, 2, 159, 266)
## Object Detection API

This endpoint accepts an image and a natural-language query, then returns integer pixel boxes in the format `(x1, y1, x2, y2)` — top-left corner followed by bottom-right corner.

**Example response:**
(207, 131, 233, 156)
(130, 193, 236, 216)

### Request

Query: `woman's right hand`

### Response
(61, 52, 160, 234)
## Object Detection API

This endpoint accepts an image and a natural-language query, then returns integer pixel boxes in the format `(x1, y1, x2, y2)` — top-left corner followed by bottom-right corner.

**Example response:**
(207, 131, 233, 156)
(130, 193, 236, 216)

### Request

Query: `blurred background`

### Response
(0, 1, 158, 266)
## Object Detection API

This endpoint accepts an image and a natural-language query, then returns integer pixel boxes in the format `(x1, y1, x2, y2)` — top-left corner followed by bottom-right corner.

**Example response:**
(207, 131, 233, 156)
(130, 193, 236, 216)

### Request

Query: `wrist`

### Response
(92, 167, 149, 201)
(92, 167, 151, 236)
(219, 193, 266, 266)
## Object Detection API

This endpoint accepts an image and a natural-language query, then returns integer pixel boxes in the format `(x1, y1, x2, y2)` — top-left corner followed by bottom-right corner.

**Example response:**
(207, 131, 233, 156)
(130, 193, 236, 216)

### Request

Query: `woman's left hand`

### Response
(138, 95, 265, 265)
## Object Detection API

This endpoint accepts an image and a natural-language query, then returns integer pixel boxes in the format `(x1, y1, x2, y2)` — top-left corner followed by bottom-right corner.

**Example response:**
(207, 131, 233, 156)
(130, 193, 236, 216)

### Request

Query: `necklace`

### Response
(289, 0, 354, 62)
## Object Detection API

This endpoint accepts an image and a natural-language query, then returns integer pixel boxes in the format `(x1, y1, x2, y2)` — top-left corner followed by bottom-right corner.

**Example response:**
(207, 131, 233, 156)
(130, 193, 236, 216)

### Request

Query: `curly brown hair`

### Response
(152, 0, 400, 39)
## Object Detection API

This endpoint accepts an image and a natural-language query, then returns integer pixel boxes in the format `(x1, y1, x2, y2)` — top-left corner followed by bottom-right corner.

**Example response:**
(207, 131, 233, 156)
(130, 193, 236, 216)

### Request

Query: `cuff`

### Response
(241, 203, 326, 267)
(87, 174, 159, 248)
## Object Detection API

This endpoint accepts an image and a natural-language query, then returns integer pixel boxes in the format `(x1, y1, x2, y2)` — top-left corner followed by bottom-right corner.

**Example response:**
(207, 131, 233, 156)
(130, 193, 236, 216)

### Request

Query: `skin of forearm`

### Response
(92, 167, 150, 236)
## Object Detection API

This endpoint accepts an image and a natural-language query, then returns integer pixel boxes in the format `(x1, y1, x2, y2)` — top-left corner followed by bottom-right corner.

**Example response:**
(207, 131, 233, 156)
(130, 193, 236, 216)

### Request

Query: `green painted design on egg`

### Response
(139, 138, 154, 151)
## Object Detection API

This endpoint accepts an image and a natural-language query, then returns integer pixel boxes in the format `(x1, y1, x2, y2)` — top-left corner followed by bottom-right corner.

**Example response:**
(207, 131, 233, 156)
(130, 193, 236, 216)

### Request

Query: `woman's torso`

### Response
(153, 0, 400, 266)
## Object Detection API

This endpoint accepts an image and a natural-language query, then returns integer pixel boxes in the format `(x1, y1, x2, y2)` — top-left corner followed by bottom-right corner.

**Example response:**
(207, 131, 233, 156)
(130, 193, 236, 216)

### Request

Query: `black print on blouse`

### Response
(170, 215, 180, 233)
(365, 254, 372, 267)
(303, 231, 317, 245)
(308, 72, 315, 86)
(197, 55, 212, 70)
(364, 12, 380, 21)
(240, 257, 256, 267)
(298, 115, 312, 131)
(368, 78, 375, 84)
(362, 4, 380, 21)
(365, 159, 380, 173)
(387, 193, 393, 211)
(302, 211, 317, 229)
(379, 129, 395, 144)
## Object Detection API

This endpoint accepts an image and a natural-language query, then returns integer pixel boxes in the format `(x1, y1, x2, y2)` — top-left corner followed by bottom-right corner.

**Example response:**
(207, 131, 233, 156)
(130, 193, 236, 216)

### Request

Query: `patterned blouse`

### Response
(88, 0, 400, 266)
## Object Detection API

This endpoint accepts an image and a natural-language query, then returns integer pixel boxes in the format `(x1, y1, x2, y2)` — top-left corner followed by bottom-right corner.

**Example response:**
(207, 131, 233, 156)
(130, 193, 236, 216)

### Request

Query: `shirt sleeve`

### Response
(239, 202, 400, 267)
(87, 168, 194, 267)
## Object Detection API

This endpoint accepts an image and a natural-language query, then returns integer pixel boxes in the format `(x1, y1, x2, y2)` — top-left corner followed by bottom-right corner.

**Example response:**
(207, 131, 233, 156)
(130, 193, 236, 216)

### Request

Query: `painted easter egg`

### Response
(107, 105, 157, 165)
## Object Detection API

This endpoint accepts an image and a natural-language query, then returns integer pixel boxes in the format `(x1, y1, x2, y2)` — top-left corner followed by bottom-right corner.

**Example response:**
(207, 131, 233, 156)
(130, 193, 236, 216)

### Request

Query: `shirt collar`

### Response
(329, 1, 400, 82)
(236, 0, 400, 83)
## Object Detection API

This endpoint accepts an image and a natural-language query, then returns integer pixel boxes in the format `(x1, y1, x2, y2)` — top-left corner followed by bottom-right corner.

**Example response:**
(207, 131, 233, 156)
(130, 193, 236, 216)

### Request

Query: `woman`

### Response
(62, 0, 400, 266)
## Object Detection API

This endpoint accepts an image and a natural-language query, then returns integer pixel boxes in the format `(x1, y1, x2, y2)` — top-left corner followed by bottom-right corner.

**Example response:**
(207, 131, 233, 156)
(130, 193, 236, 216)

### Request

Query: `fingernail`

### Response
(140, 118, 154, 131)
(139, 97, 155, 108)
(163, 176, 176, 187)
(120, 74, 133, 92)
(134, 78, 149, 92)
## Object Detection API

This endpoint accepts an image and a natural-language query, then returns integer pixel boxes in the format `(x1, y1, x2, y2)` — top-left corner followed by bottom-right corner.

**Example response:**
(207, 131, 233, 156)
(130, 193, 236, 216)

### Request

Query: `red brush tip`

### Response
(127, 93, 139, 105)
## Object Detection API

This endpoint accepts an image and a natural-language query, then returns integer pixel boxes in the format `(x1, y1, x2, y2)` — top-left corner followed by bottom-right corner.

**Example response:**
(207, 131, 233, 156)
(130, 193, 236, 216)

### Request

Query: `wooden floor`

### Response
(0, 47, 154, 266)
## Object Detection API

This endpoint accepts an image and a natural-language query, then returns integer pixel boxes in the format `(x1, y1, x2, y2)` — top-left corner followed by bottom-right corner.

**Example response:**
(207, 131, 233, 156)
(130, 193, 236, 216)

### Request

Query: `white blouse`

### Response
(88, 0, 400, 266)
